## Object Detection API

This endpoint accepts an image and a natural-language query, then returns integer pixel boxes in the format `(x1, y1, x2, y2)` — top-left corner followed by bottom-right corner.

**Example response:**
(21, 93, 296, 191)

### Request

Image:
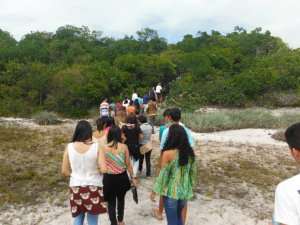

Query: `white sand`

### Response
(193, 128, 287, 147)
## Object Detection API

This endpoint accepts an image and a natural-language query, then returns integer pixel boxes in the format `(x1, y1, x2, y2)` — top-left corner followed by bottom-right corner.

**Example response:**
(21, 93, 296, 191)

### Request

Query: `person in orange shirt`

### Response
(126, 101, 136, 115)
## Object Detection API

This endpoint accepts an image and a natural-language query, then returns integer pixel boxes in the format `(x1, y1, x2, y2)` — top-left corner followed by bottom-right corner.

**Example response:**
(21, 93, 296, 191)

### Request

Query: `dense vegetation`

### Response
(0, 25, 299, 116)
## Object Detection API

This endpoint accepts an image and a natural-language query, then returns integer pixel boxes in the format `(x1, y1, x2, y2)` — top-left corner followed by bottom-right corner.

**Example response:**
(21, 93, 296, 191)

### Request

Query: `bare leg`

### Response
(151, 195, 164, 220)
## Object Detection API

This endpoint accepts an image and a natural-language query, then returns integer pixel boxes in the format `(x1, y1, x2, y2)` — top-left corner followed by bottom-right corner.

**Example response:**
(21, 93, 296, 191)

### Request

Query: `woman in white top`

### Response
(62, 120, 107, 225)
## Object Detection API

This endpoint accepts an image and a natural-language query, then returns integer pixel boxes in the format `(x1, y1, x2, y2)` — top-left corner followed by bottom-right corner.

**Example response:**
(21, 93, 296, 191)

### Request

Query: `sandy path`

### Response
(0, 118, 283, 225)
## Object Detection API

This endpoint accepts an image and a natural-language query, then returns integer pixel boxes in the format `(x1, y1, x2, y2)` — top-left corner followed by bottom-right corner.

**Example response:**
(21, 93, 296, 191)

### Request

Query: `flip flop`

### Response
(151, 209, 163, 221)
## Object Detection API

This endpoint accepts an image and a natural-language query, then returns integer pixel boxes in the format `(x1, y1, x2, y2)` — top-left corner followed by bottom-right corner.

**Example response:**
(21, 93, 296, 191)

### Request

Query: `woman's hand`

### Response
(132, 177, 138, 187)
(150, 191, 156, 202)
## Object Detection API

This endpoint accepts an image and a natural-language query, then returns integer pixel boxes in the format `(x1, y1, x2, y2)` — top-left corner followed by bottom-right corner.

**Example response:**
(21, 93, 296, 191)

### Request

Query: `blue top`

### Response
(137, 97, 143, 105)
(159, 122, 172, 141)
(160, 124, 195, 150)
(143, 95, 149, 104)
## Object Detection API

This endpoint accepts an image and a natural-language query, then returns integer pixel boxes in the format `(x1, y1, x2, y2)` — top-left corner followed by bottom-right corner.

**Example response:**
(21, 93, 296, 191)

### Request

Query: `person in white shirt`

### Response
(62, 120, 107, 225)
(155, 83, 163, 103)
(132, 91, 138, 101)
(272, 123, 300, 225)
(122, 96, 130, 108)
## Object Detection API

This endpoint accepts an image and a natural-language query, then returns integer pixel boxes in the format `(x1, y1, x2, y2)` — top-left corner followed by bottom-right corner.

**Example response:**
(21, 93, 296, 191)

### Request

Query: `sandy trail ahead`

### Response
(0, 118, 286, 225)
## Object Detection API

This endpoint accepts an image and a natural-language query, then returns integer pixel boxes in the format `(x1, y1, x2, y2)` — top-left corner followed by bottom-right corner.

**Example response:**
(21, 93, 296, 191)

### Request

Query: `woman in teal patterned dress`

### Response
(150, 124, 197, 225)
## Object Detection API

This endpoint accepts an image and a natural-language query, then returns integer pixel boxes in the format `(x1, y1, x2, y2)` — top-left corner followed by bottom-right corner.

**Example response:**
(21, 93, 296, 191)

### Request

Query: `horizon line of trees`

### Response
(0, 25, 299, 116)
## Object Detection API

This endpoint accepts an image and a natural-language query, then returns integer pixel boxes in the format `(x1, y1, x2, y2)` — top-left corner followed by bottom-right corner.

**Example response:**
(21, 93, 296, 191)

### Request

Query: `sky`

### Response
(0, 0, 299, 48)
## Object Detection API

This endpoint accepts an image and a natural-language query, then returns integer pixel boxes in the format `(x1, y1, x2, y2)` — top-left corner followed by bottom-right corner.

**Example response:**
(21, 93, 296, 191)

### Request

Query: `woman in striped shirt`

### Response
(102, 125, 138, 225)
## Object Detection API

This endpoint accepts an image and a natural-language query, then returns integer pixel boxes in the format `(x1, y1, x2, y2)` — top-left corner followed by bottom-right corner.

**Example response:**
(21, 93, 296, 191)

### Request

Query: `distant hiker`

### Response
(122, 96, 130, 108)
(146, 97, 158, 134)
(149, 87, 157, 101)
(138, 115, 153, 178)
(150, 124, 197, 225)
(62, 120, 107, 225)
(121, 115, 144, 178)
(143, 93, 149, 105)
(161, 85, 167, 102)
(114, 102, 123, 114)
(155, 83, 163, 103)
(132, 91, 138, 101)
(133, 98, 140, 115)
(126, 100, 136, 115)
(92, 118, 107, 146)
(109, 105, 115, 118)
(115, 106, 127, 128)
(109, 102, 116, 117)
(102, 125, 138, 225)
(271, 123, 300, 225)
(100, 98, 109, 120)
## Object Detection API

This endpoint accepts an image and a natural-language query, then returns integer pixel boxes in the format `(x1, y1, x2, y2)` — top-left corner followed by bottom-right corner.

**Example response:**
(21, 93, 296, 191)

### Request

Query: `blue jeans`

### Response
(163, 196, 186, 225)
(74, 213, 98, 225)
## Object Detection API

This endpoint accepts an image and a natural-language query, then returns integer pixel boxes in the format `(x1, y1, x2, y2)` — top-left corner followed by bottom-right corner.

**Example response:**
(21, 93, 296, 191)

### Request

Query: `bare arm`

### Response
(98, 146, 107, 174)
(139, 133, 144, 141)
(62, 147, 71, 176)
(121, 132, 127, 141)
(161, 150, 176, 168)
(157, 151, 163, 175)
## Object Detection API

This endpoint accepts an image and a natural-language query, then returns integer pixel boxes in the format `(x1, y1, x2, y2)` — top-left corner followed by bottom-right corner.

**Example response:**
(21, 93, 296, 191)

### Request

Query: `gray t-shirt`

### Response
(140, 123, 152, 145)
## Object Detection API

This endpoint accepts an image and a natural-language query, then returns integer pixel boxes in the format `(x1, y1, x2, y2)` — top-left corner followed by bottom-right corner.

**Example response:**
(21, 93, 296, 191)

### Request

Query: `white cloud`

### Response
(0, 0, 299, 48)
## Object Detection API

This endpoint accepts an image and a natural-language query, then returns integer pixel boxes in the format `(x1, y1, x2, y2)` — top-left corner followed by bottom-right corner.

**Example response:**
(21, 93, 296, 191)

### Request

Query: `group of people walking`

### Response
(62, 103, 197, 225)
(61, 88, 300, 225)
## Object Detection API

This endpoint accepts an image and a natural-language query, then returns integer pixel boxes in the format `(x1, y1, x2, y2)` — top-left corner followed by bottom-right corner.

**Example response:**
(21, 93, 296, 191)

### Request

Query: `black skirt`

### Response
(103, 171, 131, 201)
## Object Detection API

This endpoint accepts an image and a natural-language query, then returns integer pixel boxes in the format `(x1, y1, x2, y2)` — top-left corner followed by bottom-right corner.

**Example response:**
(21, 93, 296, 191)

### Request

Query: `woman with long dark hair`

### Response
(105, 117, 116, 133)
(121, 115, 144, 178)
(102, 125, 138, 225)
(92, 118, 107, 145)
(150, 124, 197, 225)
(62, 120, 107, 225)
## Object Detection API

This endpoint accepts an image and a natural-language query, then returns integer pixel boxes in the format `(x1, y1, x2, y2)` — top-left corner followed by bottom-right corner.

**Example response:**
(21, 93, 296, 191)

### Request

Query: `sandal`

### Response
(151, 209, 163, 220)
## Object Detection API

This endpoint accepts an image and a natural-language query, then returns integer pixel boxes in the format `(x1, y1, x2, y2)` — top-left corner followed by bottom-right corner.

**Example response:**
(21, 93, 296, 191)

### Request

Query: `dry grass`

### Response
(194, 142, 298, 219)
(0, 124, 70, 209)
(272, 130, 285, 142)
(180, 108, 300, 132)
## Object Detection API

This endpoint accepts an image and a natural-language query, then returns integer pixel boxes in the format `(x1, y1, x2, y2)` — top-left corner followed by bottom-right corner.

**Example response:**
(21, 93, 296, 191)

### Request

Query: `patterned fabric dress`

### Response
(153, 152, 197, 200)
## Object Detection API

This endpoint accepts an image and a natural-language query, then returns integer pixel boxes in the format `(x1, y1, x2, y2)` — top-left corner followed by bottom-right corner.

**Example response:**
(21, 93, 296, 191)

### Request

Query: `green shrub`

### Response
(33, 111, 60, 125)
(181, 108, 300, 132)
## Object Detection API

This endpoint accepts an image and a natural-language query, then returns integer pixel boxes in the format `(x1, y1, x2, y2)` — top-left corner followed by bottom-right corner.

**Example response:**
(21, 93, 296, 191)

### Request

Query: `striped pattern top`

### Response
(105, 148, 127, 175)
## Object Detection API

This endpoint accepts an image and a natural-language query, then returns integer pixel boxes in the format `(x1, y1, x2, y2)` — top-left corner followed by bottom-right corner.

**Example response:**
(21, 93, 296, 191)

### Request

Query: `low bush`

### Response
(272, 130, 285, 142)
(33, 111, 60, 125)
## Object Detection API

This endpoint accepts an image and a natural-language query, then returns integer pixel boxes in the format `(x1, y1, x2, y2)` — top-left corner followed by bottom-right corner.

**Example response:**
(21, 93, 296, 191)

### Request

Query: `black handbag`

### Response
(131, 186, 138, 204)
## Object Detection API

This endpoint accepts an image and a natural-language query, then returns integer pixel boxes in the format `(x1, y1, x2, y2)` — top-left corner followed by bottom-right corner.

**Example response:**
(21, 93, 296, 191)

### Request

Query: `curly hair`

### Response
(162, 124, 195, 166)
